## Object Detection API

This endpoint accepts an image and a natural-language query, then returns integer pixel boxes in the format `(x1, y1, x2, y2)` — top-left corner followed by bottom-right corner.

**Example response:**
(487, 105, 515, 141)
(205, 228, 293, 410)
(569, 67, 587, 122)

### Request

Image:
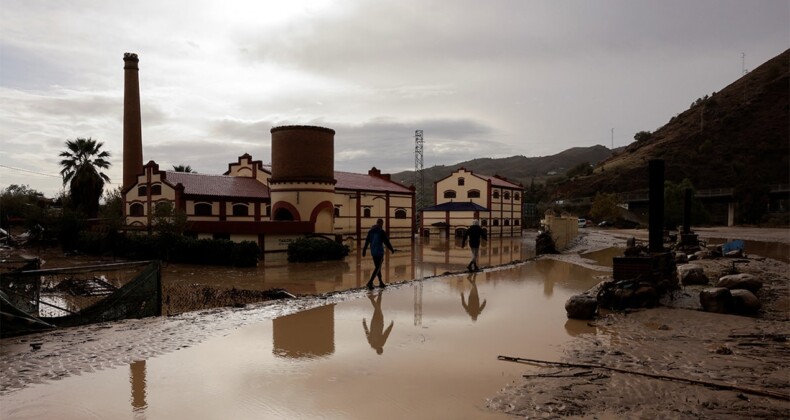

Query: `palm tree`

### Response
(59, 138, 111, 218)
(172, 164, 193, 173)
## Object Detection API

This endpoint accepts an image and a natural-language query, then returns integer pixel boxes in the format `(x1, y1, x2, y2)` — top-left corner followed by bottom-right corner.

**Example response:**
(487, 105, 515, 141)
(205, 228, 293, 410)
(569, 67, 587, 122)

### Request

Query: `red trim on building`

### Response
(272, 201, 302, 221)
(310, 201, 335, 224)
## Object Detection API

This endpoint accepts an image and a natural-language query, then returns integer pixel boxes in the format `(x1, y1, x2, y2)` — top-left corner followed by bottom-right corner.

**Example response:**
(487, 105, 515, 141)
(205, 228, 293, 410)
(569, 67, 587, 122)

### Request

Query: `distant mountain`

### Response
(553, 49, 789, 199)
(391, 145, 612, 202)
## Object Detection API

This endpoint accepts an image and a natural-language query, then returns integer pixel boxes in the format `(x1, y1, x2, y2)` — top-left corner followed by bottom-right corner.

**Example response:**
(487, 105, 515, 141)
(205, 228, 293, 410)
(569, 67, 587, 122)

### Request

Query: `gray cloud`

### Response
(1, 0, 787, 198)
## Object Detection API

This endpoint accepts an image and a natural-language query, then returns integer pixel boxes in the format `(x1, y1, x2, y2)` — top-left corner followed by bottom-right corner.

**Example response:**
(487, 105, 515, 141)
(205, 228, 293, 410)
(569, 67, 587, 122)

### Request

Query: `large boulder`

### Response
(717, 273, 762, 294)
(699, 287, 733, 313)
(678, 264, 709, 285)
(731, 289, 761, 314)
(565, 294, 598, 320)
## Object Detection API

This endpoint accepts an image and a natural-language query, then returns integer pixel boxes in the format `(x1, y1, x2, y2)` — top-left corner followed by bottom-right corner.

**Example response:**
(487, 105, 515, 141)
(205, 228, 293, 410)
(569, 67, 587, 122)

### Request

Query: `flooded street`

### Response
(0, 234, 612, 419)
(160, 235, 536, 297)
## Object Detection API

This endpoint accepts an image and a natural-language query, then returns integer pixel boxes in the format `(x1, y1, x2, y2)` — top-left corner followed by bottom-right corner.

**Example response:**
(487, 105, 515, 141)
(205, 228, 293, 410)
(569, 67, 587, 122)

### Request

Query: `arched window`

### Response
(232, 203, 249, 216)
(493, 219, 500, 226)
(151, 184, 162, 195)
(265, 205, 271, 217)
(363, 208, 371, 218)
(467, 190, 480, 199)
(137, 185, 147, 197)
(504, 192, 510, 200)
(274, 208, 293, 221)
(481, 219, 488, 226)
(504, 219, 510, 226)
(457, 177, 465, 186)
(443, 190, 456, 199)
(194, 202, 212, 216)
(514, 193, 521, 201)
(334, 207, 340, 217)
(493, 190, 500, 199)
(395, 208, 407, 219)
(129, 203, 144, 217)
(515, 219, 520, 226)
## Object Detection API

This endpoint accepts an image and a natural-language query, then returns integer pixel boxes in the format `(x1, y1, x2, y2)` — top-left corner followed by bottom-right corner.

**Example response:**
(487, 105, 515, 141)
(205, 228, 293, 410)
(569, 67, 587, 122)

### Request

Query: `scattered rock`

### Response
(693, 250, 713, 260)
(730, 289, 761, 314)
(699, 287, 733, 313)
(633, 285, 658, 308)
(717, 273, 762, 293)
(678, 264, 709, 285)
(565, 294, 598, 320)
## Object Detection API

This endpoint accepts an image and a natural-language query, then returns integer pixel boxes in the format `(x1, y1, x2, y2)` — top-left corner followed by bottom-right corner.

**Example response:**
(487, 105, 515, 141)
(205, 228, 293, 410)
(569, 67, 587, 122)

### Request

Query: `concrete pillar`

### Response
(123, 53, 143, 191)
(648, 160, 664, 253)
(682, 188, 693, 234)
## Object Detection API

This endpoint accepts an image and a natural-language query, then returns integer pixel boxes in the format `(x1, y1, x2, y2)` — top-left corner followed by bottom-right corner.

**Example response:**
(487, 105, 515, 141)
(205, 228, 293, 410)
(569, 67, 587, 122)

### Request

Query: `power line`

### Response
(0, 164, 60, 178)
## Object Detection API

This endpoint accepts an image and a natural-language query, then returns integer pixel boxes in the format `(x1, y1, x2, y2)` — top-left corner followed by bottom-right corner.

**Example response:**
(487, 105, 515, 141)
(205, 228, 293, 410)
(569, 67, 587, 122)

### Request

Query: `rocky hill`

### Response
(554, 48, 789, 199)
(390, 48, 788, 220)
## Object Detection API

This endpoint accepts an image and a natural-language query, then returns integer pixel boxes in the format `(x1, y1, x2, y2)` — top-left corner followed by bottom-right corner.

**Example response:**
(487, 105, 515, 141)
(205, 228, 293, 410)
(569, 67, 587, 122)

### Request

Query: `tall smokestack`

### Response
(123, 52, 143, 191)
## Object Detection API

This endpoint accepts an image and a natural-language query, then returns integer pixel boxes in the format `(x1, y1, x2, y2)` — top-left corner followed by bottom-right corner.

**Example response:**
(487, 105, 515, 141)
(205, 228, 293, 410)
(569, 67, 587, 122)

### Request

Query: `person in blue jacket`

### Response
(462, 219, 487, 271)
(362, 218, 396, 289)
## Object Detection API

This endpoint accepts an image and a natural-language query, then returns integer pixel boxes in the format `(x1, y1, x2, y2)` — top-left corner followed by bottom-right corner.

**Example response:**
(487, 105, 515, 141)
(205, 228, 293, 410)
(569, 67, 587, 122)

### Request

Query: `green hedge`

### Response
(287, 236, 349, 262)
(77, 232, 260, 267)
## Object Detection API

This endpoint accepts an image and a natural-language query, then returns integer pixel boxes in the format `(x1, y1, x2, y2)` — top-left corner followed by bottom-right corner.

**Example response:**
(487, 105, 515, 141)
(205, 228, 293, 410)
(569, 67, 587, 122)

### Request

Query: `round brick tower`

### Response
(269, 125, 336, 233)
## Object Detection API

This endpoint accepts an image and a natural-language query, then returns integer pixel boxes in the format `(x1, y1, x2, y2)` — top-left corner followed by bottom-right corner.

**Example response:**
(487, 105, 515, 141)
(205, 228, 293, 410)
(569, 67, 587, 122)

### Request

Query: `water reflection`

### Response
(2, 258, 616, 420)
(129, 360, 147, 413)
(161, 234, 535, 296)
(461, 272, 487, 322)
(580, 247, 625, 268)
(273, 305, 335, 358)
(534, 259, 607, 297)
(363, 289, 394, 355)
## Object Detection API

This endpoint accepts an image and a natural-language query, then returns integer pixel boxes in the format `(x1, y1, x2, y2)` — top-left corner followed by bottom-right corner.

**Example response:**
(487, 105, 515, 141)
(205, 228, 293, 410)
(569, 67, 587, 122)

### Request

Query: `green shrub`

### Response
(77, 234, 260, 267)
(287, 236, 349, 262)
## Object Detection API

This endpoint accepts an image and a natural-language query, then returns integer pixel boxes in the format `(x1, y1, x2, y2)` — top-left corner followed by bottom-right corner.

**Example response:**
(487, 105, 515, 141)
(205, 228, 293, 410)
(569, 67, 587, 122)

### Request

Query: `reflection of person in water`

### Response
(363, 289, 394, 355)
(461, 272, 486, 321)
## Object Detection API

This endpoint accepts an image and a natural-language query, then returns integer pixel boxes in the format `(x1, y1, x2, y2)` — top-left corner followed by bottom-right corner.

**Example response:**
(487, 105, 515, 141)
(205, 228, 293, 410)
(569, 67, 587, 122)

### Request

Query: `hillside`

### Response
(391, 145, 612, 202)
(554, 49, 789, 198)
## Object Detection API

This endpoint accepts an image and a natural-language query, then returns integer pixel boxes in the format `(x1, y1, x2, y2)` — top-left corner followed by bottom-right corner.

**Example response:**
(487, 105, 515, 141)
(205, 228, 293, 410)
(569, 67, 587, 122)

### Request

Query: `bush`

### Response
(287, 236, 349, 262)
(77, 233, 260, 267)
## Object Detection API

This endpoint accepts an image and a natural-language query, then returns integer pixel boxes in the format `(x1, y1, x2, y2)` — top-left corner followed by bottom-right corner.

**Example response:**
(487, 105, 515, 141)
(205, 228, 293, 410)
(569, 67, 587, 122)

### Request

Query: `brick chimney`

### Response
(123, 52, 143, 190)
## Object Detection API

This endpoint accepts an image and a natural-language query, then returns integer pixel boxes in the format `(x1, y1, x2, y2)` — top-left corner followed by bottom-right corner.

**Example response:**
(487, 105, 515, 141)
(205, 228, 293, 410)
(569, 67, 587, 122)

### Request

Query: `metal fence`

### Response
(1, 261, 161, 337)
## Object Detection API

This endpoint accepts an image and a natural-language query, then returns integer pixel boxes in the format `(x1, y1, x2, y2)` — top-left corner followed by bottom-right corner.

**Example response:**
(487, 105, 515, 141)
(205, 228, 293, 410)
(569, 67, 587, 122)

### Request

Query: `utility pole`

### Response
(414, 130, 425, 216)
(413, 129, 424, 327)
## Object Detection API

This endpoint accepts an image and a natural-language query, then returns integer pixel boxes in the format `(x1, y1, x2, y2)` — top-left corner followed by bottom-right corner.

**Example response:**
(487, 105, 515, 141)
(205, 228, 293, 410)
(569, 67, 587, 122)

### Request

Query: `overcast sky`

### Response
(1, 0, 787, 197)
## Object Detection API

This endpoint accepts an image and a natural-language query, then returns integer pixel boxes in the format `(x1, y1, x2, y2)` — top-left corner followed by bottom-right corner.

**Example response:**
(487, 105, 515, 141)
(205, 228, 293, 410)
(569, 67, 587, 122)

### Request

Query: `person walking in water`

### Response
(462, 219, 487, 272)
(362, 218, 396, 289)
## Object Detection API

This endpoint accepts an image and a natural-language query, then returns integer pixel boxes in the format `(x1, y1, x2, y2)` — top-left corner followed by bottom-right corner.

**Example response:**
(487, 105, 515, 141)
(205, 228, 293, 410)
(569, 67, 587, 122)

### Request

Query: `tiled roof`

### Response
(334, 171, 413, 193)
(164, 172, 269, 198)
(421, 202, 489, 212)
(475, 174, 522, 189)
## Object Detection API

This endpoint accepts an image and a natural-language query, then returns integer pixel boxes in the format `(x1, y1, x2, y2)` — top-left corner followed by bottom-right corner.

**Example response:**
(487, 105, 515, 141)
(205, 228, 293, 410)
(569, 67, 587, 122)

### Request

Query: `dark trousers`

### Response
(368, 255, 384, 284)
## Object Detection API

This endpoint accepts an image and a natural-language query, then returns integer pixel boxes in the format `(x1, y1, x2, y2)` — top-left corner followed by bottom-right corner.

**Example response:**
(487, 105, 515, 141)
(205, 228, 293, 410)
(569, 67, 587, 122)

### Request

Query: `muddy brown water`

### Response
(1, 235, 611, 419)
(705, 237, 790, 263)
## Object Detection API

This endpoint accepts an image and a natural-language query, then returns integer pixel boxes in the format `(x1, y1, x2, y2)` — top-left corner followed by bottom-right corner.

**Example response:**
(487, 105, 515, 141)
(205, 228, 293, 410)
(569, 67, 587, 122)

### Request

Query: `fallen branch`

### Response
(728, 333, 788, 342)
(498, 355, 790, 401)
